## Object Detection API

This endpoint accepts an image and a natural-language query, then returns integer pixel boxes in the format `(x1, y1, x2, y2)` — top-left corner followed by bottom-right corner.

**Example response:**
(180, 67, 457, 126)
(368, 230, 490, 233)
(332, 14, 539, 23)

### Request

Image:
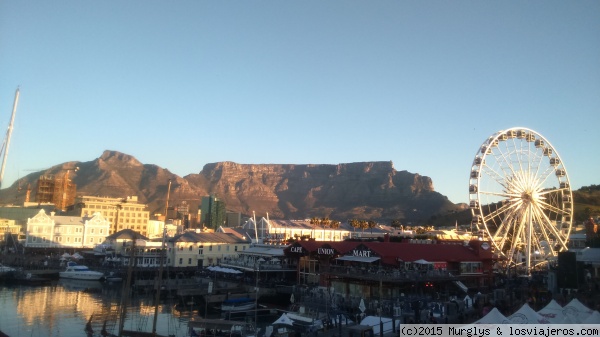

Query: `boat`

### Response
(221, 297, 256, 312)
(104, 271, 123, 282)
(0, 263, 16, 280)
(59, 261, 105, 280)
(13, 270, 52, 285)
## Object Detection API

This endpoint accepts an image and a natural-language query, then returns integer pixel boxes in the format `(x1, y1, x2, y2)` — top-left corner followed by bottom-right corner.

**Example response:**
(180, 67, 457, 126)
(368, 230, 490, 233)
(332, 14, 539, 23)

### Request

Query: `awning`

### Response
(336, 255, 380, 263)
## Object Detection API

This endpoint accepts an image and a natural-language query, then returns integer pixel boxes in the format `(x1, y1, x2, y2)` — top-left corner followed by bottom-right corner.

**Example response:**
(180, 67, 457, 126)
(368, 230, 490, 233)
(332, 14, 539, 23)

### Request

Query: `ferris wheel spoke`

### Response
(481, 199, 520, 224)
(534, 166, 558, 190)
(480, 164, 510, 189)
(530, 207, 557, 256)
(536, 199, 568, 217)
(533, 205, 568, 248)
(489, 143, 518, 178)
(494, 206, 522, 252)
(502, 207, 525, 251)
(478, 190, 515, 199)
(506, 217, 526, 264)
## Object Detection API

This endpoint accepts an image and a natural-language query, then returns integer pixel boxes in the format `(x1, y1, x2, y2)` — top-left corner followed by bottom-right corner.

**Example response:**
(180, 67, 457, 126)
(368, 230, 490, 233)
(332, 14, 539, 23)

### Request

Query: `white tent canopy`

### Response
(508, 303, 550, 324)
(537, 299, 566, 323)
(473, 308, 510, 324)
(272, 313, 294, 326)
(583, 311, 600, 324)
(563, 298, 594, 323)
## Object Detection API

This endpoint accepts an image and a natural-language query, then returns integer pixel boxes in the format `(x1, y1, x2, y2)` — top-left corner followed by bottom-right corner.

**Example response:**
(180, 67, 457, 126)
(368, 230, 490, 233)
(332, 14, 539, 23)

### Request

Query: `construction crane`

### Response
(0, 87, 20, 189)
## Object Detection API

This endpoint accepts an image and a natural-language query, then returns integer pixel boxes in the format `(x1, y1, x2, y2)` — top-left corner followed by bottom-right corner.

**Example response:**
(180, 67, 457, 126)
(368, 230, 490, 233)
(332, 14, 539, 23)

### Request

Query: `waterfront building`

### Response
(66, 195, 150, 236)
(168, 231, 251, 268)
(284, 238, 494, 300)
(25, 209, 110, 249)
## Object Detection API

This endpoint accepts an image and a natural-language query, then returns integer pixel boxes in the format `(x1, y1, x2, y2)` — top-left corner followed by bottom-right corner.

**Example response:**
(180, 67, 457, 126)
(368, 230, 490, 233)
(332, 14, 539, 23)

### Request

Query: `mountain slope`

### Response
(0, 150, 461, 223)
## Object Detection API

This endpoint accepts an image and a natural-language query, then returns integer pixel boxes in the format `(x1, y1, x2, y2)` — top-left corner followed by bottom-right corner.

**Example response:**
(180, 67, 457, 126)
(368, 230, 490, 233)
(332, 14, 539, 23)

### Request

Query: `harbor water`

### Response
(0, 279, 197, 337)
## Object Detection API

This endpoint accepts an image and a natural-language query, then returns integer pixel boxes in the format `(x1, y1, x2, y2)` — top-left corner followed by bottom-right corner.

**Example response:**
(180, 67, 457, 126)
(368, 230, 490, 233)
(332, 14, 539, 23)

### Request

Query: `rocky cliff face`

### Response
(0, 150, 460, 223)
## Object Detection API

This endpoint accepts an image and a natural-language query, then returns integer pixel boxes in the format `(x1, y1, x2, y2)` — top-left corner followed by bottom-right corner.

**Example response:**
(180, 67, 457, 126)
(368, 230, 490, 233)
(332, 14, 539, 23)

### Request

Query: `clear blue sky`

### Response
(1, 1, 599, 204)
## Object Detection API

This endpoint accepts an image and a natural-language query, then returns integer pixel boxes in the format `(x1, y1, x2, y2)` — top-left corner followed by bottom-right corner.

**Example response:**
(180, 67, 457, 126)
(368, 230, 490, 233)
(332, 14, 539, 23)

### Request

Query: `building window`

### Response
(209, 246, 212, 251)
(460, 262, 482, 274)
(235, 246, 238, 252)
(188, 258, 192, 264)
(189, 246, 193, 251)
(179, 258, 183, 265)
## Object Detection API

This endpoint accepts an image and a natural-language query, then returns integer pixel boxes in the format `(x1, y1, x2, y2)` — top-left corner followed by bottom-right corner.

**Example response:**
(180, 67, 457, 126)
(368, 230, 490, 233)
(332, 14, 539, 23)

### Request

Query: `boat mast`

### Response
(152, 179, 171, 336)
(0, 87, 20, 189)
(119, 239, 137, 337)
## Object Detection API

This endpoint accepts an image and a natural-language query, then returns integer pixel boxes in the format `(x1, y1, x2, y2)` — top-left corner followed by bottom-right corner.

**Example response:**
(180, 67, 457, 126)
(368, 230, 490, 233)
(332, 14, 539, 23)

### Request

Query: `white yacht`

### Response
(59, 262, 104, 280)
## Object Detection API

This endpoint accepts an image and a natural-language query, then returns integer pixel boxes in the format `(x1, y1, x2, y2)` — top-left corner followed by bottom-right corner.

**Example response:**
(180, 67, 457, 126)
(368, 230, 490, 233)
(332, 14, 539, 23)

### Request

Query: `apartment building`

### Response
(67, 196, 150, 236)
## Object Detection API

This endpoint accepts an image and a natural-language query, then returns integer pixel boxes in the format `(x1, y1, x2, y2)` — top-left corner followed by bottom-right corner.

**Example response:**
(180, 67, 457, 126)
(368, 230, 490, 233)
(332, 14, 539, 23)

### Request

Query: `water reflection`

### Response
(0, 281, 193, 337)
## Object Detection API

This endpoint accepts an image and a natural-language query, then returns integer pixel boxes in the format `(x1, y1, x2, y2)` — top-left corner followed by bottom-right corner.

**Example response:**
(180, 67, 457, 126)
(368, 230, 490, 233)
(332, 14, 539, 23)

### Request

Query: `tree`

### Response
(390, 219, 402, 229)
(359, 220, 368, 234)
(310, 217, 321, 239)
(321, 217, 331, 240)
(349, 219, 360, 233)
(330, 220, 340, 229)
(367, 220, 377, 234)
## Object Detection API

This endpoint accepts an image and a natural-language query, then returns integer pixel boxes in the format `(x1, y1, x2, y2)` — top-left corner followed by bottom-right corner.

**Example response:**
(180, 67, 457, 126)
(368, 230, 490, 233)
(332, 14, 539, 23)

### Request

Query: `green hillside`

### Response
(573, 184, 600, 221)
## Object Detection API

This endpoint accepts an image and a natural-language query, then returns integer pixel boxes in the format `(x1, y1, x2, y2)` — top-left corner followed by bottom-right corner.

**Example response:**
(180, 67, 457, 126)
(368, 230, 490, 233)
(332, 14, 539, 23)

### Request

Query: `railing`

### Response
(325, 265, 459, 282)
(220, 259, 297, 271)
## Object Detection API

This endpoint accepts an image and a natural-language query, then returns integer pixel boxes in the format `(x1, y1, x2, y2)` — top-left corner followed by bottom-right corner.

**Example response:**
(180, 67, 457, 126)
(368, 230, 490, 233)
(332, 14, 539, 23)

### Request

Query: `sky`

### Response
(0, 1, 599, 205)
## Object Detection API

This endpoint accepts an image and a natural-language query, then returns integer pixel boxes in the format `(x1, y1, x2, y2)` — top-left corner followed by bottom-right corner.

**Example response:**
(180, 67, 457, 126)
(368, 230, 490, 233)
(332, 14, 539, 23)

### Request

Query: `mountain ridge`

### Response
(0, 150, 464, 223)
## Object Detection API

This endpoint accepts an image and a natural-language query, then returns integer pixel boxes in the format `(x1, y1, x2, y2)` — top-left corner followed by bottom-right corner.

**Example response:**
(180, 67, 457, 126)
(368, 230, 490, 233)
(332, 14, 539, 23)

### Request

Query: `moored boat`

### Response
(59, 261, 104, 280)
(13, 270, 52, 285)
(220, 297, 256, 312)
(0, 264, 16, 280)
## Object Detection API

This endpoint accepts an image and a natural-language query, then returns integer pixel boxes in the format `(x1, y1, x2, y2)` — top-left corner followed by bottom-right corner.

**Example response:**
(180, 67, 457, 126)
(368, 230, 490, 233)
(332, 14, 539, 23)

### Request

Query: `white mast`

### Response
(253, 211, 258, 244)
(0, 87, 19, 189)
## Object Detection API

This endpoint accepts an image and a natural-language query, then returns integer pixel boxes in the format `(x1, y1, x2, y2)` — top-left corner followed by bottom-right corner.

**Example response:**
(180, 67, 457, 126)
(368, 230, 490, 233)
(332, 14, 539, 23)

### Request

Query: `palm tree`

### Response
(390, 219, 402, 230)
(309, 217, 320, 239)
(367, 220, 377, 234)
(329, 220, 341, 241)
(321, 217, 330, 240)
(349, 219, 360, 233)
(359, 220, 368, 234)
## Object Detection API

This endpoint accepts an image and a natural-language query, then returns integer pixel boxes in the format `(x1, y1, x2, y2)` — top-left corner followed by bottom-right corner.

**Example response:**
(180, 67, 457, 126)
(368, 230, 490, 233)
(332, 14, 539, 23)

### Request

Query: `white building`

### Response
(168, 231, 251, 268)
(146, 219, 180, 239)
(25, 209, 110, 248)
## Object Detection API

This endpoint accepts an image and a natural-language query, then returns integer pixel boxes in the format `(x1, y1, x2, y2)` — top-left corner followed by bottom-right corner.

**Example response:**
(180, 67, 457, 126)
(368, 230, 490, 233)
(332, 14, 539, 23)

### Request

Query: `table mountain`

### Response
(0, 150, 462, 223)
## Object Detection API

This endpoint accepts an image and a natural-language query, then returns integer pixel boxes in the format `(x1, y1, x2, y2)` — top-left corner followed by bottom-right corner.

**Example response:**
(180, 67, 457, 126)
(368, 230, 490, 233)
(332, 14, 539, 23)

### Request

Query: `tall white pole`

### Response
(253, 211, 258, 244)
(0, 88, 20, 189)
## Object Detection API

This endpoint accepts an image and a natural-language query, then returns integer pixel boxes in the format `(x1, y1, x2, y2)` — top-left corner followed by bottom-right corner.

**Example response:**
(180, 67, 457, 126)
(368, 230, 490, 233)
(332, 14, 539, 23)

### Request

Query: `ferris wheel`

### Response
(469, 127, 573, 274)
